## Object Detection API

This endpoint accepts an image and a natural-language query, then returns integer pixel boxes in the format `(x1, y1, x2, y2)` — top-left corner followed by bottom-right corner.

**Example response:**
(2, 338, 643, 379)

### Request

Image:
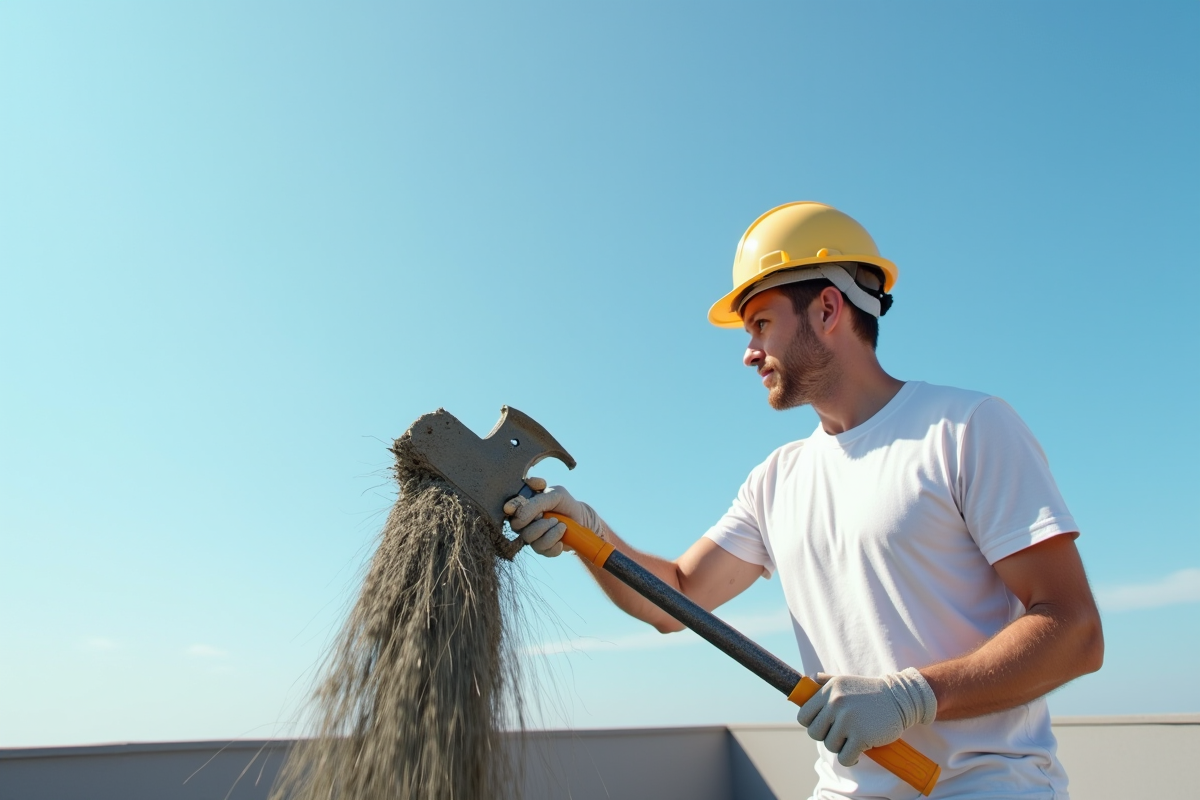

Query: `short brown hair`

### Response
(779, 280, 880, 349)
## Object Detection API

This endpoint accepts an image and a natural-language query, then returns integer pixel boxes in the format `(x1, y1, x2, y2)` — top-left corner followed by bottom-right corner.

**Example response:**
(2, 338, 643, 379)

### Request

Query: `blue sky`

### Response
(1, 1, 1197, 746)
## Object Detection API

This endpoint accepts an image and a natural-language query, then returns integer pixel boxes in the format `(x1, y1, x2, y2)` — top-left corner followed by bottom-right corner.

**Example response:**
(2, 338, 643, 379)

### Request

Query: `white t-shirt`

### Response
(705, 381, 1078, 800)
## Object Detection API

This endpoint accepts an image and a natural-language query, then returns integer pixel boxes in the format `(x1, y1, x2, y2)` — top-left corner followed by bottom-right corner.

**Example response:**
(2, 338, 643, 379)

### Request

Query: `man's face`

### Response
(741, 288, 837, 410)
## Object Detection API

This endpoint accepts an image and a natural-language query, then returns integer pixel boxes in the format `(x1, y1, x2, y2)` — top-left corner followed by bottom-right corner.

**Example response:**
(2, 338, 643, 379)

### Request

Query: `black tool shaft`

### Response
(602, 549, 801, 696)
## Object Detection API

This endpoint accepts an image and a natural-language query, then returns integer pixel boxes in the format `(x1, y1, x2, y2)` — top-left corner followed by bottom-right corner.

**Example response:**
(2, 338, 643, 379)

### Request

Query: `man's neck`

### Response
(810, 359, 905, 435)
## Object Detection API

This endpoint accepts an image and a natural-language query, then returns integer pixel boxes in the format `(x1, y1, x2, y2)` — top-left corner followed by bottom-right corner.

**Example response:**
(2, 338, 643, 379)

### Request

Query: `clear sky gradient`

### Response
(1, 2, 1197, 746)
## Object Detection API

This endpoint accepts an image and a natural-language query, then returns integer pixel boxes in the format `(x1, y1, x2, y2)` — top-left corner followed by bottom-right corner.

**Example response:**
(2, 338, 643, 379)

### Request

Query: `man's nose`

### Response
(744, 345, 764, 368)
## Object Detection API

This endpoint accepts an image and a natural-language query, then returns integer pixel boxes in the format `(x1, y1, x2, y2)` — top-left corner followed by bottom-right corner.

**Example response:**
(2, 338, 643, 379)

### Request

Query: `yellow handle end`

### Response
(865, 738, 941, 796)
(787, 677, 941, 795)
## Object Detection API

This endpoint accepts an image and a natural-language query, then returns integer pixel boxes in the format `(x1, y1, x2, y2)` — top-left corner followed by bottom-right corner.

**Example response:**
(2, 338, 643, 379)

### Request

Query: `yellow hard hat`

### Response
(708, 201, 898, 328)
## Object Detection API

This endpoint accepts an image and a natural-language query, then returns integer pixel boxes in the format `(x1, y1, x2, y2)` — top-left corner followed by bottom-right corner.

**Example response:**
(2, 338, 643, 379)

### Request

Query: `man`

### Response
(505, 201, 1103, 799)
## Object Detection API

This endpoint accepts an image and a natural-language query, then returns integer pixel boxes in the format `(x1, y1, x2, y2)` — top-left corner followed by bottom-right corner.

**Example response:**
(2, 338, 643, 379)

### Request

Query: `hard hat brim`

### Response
(707, 253, 898, 328)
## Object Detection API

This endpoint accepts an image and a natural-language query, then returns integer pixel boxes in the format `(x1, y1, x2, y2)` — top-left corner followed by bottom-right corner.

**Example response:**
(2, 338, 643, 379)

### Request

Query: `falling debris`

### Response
(271, 429, 525, 800)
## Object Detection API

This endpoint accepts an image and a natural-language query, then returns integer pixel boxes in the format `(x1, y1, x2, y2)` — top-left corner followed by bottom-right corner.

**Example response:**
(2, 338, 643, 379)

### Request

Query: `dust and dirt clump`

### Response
(271, 430, 524, 800)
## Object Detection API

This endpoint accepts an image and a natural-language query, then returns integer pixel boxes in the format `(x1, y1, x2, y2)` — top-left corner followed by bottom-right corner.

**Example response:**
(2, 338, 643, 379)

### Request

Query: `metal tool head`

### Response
(394, 406, 576, 559)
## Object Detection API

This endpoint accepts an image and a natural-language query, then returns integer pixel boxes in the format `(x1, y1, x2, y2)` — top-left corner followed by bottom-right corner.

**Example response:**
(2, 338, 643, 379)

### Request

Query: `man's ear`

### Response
(815, 286, 845, 332)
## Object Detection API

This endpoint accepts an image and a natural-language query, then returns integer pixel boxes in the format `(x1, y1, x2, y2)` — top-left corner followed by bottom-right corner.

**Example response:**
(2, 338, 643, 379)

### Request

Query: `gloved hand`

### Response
(796, 668, 937, 767)
(502, 479, 613, 558)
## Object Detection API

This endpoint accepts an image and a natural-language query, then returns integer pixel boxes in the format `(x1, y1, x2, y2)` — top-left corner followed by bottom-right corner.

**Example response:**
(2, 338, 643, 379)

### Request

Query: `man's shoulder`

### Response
(899, 383, 1041, 453)
(903, 381, 996, 422)
(748, 438, 809, 481)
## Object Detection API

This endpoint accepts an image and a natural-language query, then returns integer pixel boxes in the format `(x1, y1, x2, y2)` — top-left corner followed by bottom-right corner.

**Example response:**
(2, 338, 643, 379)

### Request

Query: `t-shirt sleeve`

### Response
(959, 397, 1079, 564)
(703, 464, 777, 578)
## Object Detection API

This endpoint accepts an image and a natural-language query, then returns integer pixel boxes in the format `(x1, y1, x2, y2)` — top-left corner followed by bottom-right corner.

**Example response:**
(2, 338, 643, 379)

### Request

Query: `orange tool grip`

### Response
(550, 515, 616, 568)
(788, 677, 941, 796)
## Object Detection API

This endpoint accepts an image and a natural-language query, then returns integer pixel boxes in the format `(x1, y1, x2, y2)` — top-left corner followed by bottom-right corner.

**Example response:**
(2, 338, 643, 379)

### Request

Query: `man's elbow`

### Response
(1075, 606, 1105, 675)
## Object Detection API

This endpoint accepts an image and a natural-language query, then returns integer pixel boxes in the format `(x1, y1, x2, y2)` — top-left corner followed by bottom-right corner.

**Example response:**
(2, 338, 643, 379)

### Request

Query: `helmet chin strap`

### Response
(736, 264, 888, 318)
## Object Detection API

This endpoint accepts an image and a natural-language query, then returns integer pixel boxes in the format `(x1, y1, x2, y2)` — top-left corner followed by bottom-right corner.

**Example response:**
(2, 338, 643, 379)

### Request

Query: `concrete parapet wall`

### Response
(2, 716, 1196, 799)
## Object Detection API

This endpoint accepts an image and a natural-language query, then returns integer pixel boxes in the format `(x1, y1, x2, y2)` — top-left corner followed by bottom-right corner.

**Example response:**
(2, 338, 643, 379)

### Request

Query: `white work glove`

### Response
(502, 479, 612, 558)
(796, 668, 937, 767)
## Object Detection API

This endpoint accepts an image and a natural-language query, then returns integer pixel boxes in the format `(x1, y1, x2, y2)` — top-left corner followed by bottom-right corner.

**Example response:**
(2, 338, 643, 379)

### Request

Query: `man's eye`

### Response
(757, 320, 768, 332)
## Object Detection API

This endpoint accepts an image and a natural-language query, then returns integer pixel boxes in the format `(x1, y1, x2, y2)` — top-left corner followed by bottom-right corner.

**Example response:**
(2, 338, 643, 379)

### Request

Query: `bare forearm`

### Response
(507, 486, 761, 633)
(577, 529, 688, 633)
(921, 602, 1104, 720)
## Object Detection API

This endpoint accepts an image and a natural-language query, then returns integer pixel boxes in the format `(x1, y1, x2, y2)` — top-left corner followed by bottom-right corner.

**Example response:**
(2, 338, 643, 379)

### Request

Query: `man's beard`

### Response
(767, 317, 839, 410)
